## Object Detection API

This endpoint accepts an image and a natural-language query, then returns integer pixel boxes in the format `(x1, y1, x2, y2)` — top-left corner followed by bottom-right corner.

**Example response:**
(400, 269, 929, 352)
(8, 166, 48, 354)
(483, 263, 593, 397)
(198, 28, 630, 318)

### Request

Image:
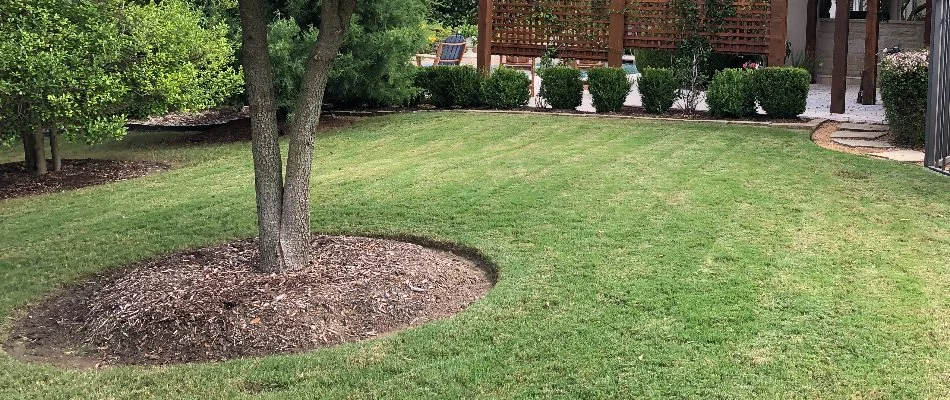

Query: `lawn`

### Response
(1, 113, 949, 399)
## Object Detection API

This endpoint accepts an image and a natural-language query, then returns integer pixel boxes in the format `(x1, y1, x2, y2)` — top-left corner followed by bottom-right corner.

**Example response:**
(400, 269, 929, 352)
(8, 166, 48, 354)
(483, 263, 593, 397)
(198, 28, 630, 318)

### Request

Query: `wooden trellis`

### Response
(477, 0, 788, 70)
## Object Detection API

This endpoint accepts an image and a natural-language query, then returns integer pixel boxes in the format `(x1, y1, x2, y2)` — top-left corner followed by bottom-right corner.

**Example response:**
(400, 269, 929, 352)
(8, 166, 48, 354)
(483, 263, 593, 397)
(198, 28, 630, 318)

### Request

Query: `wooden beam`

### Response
(768, 0, 789, 66)
(859, 0, 880, 105)
(806, 0, 819, 81)
(831, 0, 850, 114)
(477, 0, 492, 74)
(925, 0, 932, 45)
(608, 0, 625, 67)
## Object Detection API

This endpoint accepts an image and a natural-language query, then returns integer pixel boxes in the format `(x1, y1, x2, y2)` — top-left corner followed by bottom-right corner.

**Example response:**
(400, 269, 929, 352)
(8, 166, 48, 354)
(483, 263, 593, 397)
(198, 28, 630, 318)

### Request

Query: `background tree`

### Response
(0, 0, 242, 174)
(238, 0, 358, 272)
(430, 0, 477, 28)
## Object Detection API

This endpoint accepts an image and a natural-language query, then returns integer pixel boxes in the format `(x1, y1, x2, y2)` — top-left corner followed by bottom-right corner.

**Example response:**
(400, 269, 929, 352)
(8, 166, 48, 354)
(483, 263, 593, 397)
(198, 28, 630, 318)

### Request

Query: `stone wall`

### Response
(815, 19, 927, 82)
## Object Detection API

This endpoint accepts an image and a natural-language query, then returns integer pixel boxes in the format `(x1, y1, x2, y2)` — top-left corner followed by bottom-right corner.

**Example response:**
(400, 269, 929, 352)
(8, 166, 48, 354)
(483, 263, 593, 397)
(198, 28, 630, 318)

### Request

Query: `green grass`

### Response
(1, 113, 949, 399)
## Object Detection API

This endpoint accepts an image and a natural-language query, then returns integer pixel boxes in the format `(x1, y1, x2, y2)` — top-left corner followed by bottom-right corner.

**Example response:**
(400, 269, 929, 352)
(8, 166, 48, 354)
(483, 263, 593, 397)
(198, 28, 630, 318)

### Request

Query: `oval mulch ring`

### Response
(0, 159, 170, 200)
(5, 236, 494, 367)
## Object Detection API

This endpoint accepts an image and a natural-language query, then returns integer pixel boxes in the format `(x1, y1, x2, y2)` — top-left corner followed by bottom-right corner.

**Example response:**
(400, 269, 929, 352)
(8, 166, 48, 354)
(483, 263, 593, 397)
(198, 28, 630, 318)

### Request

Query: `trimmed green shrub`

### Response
(415, 65, 484, 108)
(706, 68, 757, 118)
(587, 67, 631, 113)
(637, 67, 679, 114)
(880, 50, 929, 147)
(750, 67, 810, 119)
(633, 49, 675, 70)
(539, 66, 583, 110)
(482, 67, 531, 109)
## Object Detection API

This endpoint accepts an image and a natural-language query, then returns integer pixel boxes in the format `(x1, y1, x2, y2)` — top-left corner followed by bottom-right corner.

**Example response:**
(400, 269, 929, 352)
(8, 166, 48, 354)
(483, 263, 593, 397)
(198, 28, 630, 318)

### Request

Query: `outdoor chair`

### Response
(416, 34, 467, 67)
(501, 55, 537, 96)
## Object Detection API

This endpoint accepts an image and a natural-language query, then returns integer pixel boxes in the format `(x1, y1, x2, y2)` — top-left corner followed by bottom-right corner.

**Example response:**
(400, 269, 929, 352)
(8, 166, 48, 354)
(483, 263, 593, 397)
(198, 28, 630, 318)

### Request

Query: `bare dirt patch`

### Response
(5, 235, 494, 367)
(0, 159, 170, 200)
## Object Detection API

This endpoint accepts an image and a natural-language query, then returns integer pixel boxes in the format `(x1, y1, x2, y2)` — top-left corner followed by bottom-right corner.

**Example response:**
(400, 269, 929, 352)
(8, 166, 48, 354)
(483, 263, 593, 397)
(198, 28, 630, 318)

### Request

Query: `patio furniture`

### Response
(416, 34, 467, 67)
(501, 55, 537, 95)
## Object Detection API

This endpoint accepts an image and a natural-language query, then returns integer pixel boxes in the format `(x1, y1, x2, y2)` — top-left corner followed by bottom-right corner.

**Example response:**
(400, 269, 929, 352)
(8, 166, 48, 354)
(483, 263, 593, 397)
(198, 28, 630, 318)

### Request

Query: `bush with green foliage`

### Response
(430, 0, 477, 28)
(0, 0, 242, 173)
(482, 67, 531, 109)
(880, 50, 929, 147)
(587, 67, 631, 113)
(706, 68, 757, 118)
(415, 66, 484, 108)
(633, 49, 675, 70)
(637, 68, 680, 114)
(269, 0, 428, 110)
(539, 67, 583, 110)
(750, 67, 811, 119)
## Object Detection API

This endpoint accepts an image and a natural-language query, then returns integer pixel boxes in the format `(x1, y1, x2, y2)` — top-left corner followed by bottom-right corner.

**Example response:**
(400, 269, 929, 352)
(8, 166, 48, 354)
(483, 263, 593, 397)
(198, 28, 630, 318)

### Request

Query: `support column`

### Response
(859, 0, 880, 104)
(608, 0, 625, 67)
(477, 0, 493, 74)
(806, 0, 819, 81)
(831, 0, 850, 114)
(925, 0, 932, 45)
(769, 0, 789, 66)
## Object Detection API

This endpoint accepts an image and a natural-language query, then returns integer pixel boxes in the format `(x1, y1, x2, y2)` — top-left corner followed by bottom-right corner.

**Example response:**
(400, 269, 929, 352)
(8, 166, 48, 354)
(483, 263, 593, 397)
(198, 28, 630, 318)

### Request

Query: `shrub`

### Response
(482, 67, 531, 109)
(415, 65, 484, 108)
(880, 50, 929, 147)
(750, 67, 810, 119)
(586, 67, 631, 113)
(706, 68, 757, 118)
(637, 67, 679, 113)
(633, 49, 675, 70)
(539, 66, 583, 110)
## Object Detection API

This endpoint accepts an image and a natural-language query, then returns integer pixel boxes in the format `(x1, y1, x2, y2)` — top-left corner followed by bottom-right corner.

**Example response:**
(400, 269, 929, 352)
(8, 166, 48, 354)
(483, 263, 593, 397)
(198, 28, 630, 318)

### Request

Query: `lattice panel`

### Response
(489, 0, 773, 59)
(624, 0, 772, 54)
(491, 0, 613, 60)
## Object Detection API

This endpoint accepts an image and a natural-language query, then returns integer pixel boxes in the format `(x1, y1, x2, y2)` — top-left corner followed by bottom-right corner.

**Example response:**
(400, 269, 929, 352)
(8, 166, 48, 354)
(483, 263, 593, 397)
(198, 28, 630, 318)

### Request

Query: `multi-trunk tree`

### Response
(238, 0, 357, 272)
(0, 0, 242, 174)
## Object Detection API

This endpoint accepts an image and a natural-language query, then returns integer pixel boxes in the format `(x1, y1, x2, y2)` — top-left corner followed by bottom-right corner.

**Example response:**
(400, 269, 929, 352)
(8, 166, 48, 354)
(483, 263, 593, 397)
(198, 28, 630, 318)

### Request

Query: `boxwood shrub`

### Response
(415, 65, 484, 108)
(880, 50, 929, 147)
(750, 67, 810, 119)
(587, 67, 631, 113)
(539, 66, 583, 110)
(637, 67, 679, 114)
(706, 68, 757, 118)
(482, 67, 531, 109)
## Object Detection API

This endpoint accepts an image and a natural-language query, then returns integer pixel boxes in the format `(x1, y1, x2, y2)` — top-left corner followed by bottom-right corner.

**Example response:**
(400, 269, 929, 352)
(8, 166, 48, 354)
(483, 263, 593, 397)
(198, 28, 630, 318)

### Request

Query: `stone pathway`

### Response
(824, 123, 926, 163)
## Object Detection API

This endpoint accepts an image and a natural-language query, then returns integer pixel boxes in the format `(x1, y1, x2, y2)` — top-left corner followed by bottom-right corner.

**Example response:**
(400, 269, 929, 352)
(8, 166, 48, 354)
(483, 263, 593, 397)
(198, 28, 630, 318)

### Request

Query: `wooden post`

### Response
(859, 0, 880, 105)
(608, 0, 625, 67)
(806, 0, 819, 81)
(831, 0, 850, 114)
(477, 0, 493, 74)
(768, 0, 789, 66)
(925, 0, 932, 45)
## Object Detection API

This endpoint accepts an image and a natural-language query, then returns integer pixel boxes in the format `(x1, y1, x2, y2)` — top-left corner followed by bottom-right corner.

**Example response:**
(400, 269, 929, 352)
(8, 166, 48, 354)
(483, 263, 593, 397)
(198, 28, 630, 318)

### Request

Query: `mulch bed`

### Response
(163, 116, 362, 145)
(0, 159, 170, 200)
(129, 107, 250, 128)
(5, 235, 493, 367)
(517, 105, 806, 123)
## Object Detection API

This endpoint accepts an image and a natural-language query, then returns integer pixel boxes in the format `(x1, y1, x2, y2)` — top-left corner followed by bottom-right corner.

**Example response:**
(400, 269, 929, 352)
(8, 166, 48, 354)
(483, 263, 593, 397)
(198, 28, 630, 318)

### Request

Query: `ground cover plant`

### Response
(1, 113, 950, 398)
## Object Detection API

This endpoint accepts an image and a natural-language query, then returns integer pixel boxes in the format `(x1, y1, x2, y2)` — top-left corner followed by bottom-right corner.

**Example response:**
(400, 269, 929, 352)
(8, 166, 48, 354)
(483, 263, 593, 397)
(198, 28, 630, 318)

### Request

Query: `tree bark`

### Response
(49, 128, 62, 172)
(239, 0, 285, 273)
(22, 132, 37, 173)
(278, 0, 357, 270)
(33, 127, 47, 175)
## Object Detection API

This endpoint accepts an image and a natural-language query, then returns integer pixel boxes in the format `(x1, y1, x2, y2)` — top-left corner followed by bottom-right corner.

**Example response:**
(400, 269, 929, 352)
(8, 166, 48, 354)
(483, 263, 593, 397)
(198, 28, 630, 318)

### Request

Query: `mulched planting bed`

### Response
(129, 106, 250, 128)
(164, 116, 361, 145)
(5, 235, 493, 366)
(0, 159, 170, 200)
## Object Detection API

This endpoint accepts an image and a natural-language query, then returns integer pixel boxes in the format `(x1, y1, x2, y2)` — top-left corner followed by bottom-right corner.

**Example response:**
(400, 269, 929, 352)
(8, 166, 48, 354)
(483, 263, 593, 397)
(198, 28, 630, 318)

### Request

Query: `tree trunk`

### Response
(239, 0, 285, 273)
(50, 128, 62, 172)
(22, 132, 37, 173)
(33, 127, 47, 175)
(278, 0, 357, 270)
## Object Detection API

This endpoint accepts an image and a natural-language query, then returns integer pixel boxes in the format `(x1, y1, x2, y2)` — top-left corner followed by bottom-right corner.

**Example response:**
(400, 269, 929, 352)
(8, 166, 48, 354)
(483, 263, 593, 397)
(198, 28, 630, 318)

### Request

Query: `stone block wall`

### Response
(815, 19, 927, 82)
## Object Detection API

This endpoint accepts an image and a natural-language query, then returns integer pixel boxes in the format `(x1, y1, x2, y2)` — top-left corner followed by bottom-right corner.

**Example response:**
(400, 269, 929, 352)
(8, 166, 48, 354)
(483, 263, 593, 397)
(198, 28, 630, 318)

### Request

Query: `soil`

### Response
(0, 159, 170, 200)
(810, 121, 905, 156)
(129, 107, 250, 127)
(164, 116, 362, 145)
(5, 235, 493, 367)
(519, 105, 806, 124)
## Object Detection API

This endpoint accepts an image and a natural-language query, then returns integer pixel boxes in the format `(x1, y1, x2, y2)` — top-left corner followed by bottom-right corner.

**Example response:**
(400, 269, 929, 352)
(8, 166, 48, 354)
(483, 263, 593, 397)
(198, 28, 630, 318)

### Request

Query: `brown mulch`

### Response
(165, 116, 362, 145)
(520, 105, 806, 124)
(129, 107, 250, 127)
(810, 121, 905, 156)
(5, 235, 493, 367)
(0, 159, 170, 200)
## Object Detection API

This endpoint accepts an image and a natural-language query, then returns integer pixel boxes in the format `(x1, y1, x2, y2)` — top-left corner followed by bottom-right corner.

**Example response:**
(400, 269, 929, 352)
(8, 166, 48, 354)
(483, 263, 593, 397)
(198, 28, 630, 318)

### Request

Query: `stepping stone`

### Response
(831, 130, 887, 139)
(871, 150, 925, 162)
(831, 138, 892, 148)
(839, 122, 889, 132)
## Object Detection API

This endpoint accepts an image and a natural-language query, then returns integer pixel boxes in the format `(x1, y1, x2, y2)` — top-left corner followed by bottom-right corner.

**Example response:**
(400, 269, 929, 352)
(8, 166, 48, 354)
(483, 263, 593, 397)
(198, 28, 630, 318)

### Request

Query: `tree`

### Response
(238, 0, 357, 272)
(0, 0, 243, 174)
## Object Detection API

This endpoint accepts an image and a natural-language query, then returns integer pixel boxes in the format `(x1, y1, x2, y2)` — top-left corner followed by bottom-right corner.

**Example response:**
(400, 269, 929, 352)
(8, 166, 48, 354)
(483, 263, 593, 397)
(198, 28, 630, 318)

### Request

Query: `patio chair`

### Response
(416, 34, 467, 67)
(501, 55, 537, 96)
(571, 59, 608, 82)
